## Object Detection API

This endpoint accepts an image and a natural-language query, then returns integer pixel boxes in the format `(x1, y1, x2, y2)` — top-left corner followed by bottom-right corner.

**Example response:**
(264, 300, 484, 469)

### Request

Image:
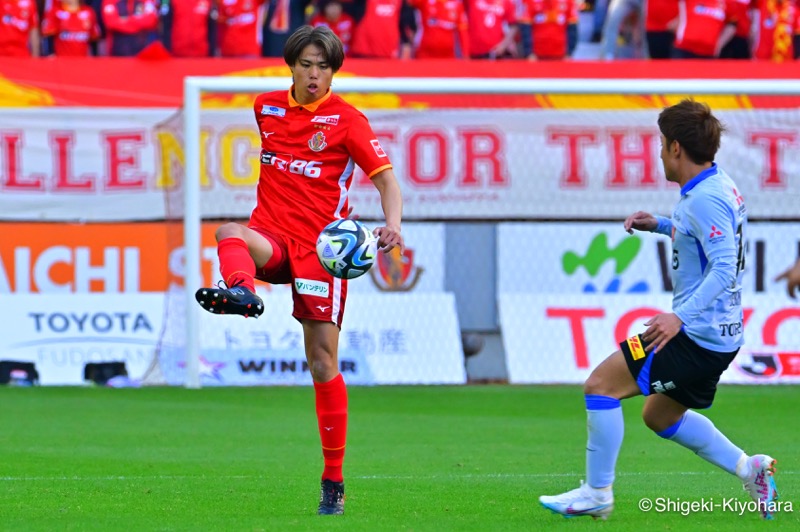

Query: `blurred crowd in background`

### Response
(1, 0, 798, 61)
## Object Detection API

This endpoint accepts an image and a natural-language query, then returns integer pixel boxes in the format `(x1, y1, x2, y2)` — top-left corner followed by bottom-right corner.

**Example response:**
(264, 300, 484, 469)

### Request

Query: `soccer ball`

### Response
(316, 219, 378, 279)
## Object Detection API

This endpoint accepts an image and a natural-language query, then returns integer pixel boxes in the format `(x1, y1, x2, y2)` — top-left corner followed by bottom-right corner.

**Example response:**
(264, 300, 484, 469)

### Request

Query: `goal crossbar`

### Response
(182, 75, 800, 388)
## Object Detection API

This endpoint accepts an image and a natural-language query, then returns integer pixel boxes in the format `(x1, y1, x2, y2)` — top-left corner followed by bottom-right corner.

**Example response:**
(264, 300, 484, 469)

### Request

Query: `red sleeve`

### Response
(132, 0, 160, 31)
(41, 8, 57, 37)
(345, 112, 392, 177)
(89, 9, 101, 41)
(29, 2, 40, 28)
(102, 0, 141, 33)
(504, 0, 518, 24)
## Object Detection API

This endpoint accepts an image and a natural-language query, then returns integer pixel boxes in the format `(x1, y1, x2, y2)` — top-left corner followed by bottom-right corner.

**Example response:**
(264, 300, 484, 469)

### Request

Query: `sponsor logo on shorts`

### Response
(651, 380, 676, 393)
(261, 105, 286, 117)
(295, 278, 329, 298)
(627, 335, 646, 360)
(311, 114, 339, 125)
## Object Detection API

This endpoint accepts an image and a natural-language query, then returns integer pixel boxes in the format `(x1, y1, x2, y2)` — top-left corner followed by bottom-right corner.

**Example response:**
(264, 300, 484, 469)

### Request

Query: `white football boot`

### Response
(738, 454, 779, 519)
(539, 480, 614, 520)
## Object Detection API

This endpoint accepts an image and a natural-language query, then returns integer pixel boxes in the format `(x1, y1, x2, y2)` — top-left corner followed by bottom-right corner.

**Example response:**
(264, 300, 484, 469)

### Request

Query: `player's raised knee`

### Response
(215, 222, 245, 242)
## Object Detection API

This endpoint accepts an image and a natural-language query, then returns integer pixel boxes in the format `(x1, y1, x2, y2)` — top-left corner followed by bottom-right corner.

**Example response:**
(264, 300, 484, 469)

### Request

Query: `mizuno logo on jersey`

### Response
(261, 105, 286, 117)
(311, 114, 340, 125)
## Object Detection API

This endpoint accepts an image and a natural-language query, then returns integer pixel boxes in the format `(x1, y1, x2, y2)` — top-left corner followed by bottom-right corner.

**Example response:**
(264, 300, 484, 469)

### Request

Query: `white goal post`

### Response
(182, 76, 800, 388)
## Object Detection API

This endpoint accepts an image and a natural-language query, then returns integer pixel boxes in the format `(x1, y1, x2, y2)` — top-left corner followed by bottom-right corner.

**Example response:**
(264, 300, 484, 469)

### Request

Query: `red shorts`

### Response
(249, 226, 348, 328)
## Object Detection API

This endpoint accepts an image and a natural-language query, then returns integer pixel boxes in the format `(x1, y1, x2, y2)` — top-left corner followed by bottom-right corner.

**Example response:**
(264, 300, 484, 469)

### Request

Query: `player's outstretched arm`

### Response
(775, 258, 800, 299)
(370, 168, 404, 254)
(623, 211, 658, 234)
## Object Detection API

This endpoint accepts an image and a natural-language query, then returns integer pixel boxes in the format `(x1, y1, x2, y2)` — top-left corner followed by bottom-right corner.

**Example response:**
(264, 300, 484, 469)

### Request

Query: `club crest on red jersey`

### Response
(308, 131, 327, 152)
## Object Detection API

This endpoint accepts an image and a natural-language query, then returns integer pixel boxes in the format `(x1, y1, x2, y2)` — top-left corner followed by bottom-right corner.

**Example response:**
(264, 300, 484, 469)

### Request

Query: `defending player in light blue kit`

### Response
(539, 100, 780, 520)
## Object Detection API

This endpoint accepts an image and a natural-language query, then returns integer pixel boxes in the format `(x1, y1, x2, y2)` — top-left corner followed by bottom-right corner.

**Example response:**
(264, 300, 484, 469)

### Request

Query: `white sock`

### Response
(657, 410, 745, 475)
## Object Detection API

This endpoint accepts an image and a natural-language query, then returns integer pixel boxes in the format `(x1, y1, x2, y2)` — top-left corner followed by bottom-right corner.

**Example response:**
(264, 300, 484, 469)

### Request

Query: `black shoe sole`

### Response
(195, 288, 264, 318)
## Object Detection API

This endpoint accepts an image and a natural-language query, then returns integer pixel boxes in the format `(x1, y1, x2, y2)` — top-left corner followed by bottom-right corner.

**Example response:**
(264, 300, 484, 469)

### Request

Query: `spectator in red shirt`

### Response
(464, 0, 518, 58)
(645, 0, 678, 58)
(350, 0, 410, 58)
(311, 0, 355, 54)
(519, 0, 570, 60)
(751, 0, 798, 60)
(672, 0, 736, 57)
(160, 0, 214, 57)
(720, 0, 752, 57)
(409, 0, 470, 58)
(217, 0, 264, 58)
(0, 0, 40, 56)
(101, 0, 159, 56)
(42, 0, 101, 56)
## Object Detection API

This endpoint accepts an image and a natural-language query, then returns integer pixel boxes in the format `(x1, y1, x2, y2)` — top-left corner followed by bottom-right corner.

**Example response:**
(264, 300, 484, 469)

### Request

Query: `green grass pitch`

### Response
(1, 385, 797, 531)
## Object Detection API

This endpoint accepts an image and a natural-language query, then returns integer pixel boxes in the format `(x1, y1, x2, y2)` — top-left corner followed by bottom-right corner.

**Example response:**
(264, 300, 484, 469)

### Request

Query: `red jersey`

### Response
(465, 0, 516, 56)
(170, 0, 212, 57)
(520, 0, 569, 59)
(101, 0, 159, 56)
(42, 2, 100, 57)
(310, 12, 355, 54)
(646, 0, 680, 31)
(217, 0, 263, 57)
(674, 0, 732, 56)
(726, 0, 752, 36)
(411, 0, 470, 58)
(350, 0, 403, 58)
(0, 0, 39, 57)
(752, 0, 798, 60)
(250, 89, 393, 247)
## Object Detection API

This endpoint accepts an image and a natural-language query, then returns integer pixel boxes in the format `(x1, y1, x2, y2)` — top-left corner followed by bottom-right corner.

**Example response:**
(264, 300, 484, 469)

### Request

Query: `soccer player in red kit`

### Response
(42, 0, 101, 56)
(310, 0, 355, 54)
(195, 25, 404, 515)
(464, 0, 518, 58)
(0, 0, 40, 56)
(672, 0, 736, 57)
(410, 0, 470, 58)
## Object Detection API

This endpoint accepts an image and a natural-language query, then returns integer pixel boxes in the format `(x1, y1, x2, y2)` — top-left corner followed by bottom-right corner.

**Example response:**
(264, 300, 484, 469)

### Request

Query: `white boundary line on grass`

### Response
(0, 471, 795, 482)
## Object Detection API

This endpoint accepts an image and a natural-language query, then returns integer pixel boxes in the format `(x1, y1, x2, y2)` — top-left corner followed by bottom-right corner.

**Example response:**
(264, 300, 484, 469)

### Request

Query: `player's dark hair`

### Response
(658, 99, 724, 164)
(283, 25, 345, 73)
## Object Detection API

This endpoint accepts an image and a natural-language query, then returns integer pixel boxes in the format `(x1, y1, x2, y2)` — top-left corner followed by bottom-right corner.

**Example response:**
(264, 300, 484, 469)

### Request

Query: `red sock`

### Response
(218, 237, 255, 292)
(314, 373, 348, 483)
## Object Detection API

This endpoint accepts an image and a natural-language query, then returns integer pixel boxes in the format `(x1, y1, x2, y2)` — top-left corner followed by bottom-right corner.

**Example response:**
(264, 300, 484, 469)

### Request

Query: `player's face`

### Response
(659, 134, 678, 184)
(290, 44, 333, 106)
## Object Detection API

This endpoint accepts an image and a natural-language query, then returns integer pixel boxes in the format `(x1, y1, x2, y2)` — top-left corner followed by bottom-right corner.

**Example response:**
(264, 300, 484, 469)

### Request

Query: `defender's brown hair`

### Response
(657, 99, 725, 165)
